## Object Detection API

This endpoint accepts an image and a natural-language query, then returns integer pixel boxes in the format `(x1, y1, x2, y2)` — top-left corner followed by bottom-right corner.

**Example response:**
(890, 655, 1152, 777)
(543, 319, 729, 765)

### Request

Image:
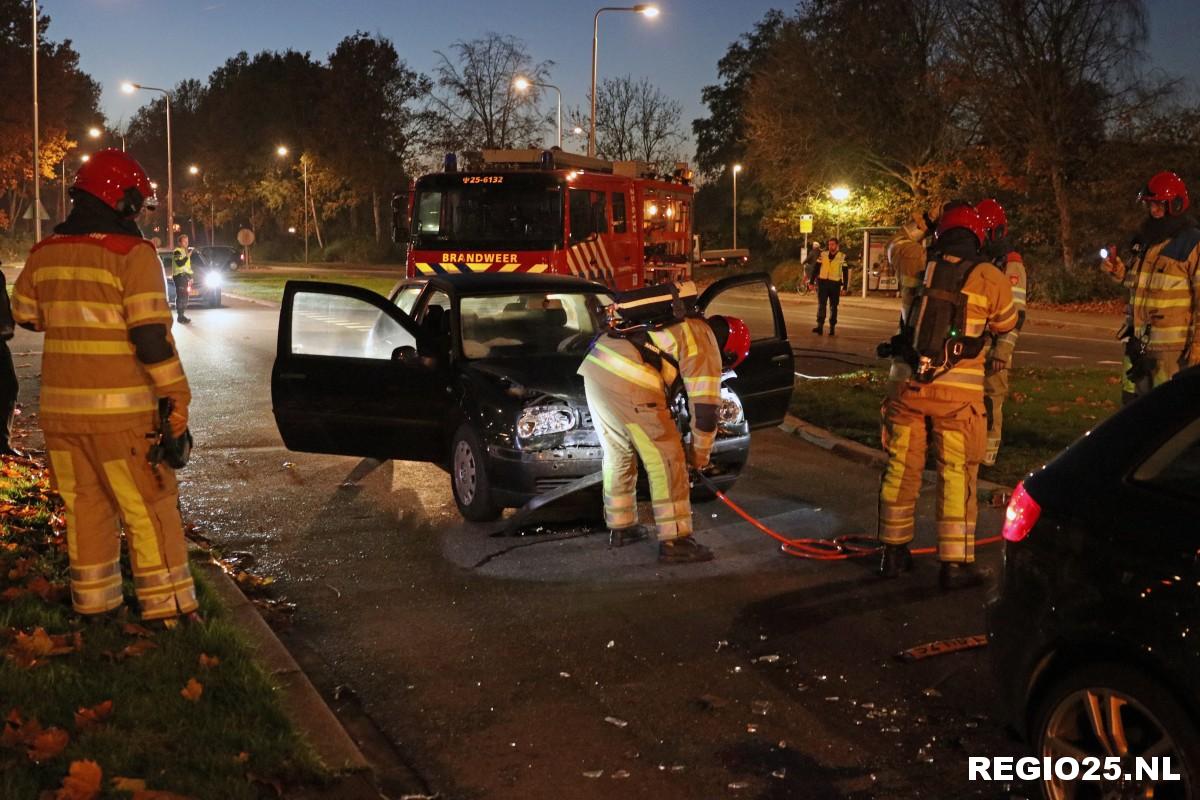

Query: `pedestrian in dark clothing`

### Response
(0, 265, 21, 456)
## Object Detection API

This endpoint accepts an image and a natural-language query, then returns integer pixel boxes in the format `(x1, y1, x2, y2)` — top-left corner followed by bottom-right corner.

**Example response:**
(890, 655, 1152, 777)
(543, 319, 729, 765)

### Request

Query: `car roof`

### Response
(421, 273, 609, 295)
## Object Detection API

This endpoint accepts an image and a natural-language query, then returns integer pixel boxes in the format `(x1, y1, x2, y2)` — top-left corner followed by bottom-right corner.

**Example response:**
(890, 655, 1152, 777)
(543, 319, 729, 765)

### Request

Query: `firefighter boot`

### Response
(609, 525, 649, 548)
(659, 536, 714, 564)
(877, 543, 913, 578)
(939, 561, 993, 591)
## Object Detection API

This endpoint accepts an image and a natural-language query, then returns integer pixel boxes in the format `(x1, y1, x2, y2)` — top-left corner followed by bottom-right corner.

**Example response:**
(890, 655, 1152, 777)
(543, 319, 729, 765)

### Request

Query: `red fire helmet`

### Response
(72, 148, 156, 216)
(935, 204, 987, 248)
(1137, 171, 1190, 216)
(707, 314, 751, 370)
(975, 198, 1007, 241)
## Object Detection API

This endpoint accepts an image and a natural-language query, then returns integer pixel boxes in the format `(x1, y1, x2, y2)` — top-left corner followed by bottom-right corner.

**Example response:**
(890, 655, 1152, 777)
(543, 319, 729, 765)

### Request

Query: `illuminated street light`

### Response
(88, 127, 101, 139)
(732, 164, 743, 249)
(123, 80, 176, 247)
(188, 164, 199, 175)
(830, 185, 851, 202)
(514, 76, 563, 149)
(79, 154, 89, 163)
(276, 145, 288, 157)
(277, 146, 309, 262)
(573, 126, 584, 135)
(589, 5, 659, 157)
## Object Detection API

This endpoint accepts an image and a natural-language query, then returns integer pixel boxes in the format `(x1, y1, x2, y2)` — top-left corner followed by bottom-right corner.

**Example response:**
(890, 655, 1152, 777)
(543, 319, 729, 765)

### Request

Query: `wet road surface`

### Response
(153, 298, 1042, 798)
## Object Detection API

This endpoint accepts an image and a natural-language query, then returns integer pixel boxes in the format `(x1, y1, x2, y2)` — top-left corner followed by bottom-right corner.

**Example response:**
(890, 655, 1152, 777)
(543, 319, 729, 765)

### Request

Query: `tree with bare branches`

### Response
(568, 76, 686, 172)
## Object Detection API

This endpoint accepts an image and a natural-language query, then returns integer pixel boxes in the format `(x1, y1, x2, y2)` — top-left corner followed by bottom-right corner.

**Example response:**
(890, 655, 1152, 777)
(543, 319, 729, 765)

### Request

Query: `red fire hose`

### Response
(693, 471, 1002, 561)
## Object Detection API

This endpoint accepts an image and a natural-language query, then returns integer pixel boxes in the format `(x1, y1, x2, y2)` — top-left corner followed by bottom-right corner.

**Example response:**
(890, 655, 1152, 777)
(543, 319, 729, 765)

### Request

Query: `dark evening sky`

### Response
(40, 0, 1200, 156)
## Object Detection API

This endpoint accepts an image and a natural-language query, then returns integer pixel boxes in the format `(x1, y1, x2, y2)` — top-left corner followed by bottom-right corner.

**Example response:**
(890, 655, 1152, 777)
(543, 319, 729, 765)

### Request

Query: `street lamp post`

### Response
(732, 164, 743, 250)
(32, 0, 40, 240)
(514, 77, 563, 149)
(589, 4, 658, 158)
(188, 164, 214, 246)
(276, 146, 309, 263)
(122, 81, 174, 248)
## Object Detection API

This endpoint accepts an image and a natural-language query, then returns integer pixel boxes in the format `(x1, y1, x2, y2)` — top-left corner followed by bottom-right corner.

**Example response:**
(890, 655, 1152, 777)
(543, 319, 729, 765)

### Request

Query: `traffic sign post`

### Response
(237, 227, 255, 268)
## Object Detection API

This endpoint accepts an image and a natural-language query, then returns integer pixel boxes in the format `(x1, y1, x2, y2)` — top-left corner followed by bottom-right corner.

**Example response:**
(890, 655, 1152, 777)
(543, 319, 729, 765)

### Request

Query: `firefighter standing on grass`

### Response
(1102, 171, 1200, 397)
(172, 234, 194, 325)
(975, 199, 1028, 466)
(876, 204, 1018, 590)
(578, 281, 722, 564)
(11, 149, 199, 624)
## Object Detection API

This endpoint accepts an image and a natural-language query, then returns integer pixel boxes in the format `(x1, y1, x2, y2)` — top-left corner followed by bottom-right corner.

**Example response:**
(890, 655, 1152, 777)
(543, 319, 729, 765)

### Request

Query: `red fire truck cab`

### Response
(398, 149, 694, 291)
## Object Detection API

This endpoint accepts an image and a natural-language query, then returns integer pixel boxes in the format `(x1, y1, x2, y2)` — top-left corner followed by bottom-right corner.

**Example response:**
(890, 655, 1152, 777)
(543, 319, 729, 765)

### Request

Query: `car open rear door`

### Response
(272, 280, 450, 461)
(699, 272, 794, 429)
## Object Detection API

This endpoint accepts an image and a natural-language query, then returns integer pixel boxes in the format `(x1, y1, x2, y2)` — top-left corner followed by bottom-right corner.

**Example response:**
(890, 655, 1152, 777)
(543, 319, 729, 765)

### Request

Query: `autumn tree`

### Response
(430, 33, 552, 151)
(565, 76, 686, 172)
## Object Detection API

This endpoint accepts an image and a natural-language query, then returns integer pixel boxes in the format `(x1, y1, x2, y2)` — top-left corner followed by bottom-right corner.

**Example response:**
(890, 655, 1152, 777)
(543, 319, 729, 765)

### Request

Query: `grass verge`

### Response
(790, 366, 1123, 487)
(223, 270, 402, 305)
(0, 457, 326, 798)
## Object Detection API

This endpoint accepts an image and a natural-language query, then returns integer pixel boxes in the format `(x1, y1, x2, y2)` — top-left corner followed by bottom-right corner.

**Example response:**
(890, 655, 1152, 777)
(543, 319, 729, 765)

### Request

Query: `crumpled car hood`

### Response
(464, 357, 588, 404)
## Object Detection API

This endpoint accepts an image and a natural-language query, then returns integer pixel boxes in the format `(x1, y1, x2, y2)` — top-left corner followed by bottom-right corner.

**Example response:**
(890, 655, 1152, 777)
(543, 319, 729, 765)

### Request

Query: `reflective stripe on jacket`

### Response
(12, 233, 190, 434)
(171, 247, 193, 277)
(817, 251, 847, 285)
(1124, 228, 1200, 357)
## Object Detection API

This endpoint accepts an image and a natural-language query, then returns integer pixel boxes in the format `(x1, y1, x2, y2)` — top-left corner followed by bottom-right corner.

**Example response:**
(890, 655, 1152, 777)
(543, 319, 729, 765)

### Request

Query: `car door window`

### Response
(393, 285, 423, 316)
(702, 279, 780, 342)
(291, 290, 414, 359)
(1133, 417, 1200, 503)
(612, 192, 627, 234)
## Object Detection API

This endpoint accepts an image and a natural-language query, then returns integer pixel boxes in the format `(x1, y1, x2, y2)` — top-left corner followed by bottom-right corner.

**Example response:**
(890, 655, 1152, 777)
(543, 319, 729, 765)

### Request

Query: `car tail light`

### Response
(1001, 481, 1041, 542)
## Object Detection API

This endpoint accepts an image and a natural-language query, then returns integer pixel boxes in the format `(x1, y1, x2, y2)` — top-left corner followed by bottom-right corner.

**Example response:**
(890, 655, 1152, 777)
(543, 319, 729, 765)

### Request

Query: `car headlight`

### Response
(718, 388, 744, 427)
(202, 271, 223, 289)
(516, 405, 577, 439)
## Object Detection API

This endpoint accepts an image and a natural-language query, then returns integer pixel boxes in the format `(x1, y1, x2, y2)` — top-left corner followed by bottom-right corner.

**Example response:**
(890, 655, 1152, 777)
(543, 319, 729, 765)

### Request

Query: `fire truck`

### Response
(395, 149, 695, 290)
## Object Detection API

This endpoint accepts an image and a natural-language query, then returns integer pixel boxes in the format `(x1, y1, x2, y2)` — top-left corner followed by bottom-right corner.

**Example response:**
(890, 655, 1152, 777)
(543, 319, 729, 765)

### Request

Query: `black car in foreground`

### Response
(271, 272, 794, 521)
(988, 365, 1200, 799)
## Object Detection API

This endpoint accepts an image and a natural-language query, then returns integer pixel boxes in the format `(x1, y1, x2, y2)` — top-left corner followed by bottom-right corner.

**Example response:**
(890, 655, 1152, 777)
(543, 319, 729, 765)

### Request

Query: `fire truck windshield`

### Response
(411, 177, 563, 251)
(459, 291, 611, 360)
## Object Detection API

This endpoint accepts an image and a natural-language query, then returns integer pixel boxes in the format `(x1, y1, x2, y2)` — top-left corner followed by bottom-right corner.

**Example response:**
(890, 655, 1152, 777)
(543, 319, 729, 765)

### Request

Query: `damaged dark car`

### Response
(271, 273, 794, 521)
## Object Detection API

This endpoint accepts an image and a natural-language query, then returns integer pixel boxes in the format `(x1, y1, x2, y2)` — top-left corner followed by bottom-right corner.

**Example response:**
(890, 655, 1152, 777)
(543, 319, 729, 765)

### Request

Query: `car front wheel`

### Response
(1032, 663, 1198, 800)
(450, 424, 501, 522)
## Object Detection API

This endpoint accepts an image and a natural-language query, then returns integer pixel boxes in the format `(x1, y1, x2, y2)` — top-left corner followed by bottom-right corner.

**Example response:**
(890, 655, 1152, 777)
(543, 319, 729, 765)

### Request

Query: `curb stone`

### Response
(192, 559, 385, 799)
(780, 413, 1013, 495)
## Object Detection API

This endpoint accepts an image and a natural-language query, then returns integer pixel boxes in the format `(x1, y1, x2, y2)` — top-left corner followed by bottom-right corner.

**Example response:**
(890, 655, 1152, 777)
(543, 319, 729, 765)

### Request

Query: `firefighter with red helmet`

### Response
(975, 199, 1027, 466)
(1102, 171, 1200, 396)
(11, 149, 198, 623)
(578, 281, 723, 563)
(876, 204, 1018, 590)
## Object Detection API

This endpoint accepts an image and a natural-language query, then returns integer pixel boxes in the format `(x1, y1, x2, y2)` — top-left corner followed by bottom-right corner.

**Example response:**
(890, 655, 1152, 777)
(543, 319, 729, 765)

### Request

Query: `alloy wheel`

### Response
(1041, 687, 1187, 800)
(453, 439, 477, 505)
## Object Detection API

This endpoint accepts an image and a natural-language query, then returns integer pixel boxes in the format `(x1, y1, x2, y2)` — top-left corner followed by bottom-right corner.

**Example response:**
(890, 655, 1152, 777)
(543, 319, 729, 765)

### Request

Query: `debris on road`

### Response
(604, 716, 628, 729)
(895, 634, 988, 662)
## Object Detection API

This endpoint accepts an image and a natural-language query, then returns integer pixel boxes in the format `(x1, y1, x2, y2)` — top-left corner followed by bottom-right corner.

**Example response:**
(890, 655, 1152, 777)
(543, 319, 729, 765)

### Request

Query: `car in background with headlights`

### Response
(271, 272, 794, 521)
(157, 248, 224, 309)
(987, 365, 1200, 800)
(194, 244, 244, 272)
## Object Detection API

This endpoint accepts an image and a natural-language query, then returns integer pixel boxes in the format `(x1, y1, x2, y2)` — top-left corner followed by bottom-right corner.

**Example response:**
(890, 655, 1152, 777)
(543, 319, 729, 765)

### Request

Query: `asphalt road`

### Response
(1, 278, 1049, 798)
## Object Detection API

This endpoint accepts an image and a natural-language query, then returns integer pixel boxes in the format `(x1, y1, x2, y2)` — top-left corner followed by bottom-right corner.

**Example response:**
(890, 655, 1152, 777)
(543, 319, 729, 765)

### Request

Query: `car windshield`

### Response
(412, 183, 563, 250)
(459, 291, 611, 360)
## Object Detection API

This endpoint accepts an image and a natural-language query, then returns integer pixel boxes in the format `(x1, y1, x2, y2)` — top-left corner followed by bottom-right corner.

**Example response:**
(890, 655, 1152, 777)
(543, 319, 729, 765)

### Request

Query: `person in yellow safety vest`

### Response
(876, 203, 1018, 591)
(1102, 171, 1200, 397)
(887, 212, 929, 309)
(171, 233, 194, 325)
(11, 149, 199, 624)
(975, 198, 1028, 466)
(578, 281, 722, 564)
(812, 237, 848, 336)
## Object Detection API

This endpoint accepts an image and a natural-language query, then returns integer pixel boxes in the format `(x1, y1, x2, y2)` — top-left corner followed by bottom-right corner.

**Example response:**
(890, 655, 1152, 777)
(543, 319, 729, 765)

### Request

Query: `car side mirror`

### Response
(392, 345, 421, 366)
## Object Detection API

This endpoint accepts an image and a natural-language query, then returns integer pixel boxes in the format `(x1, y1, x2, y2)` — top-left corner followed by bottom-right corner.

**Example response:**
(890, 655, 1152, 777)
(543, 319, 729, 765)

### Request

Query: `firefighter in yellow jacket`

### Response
(876, 204, 1018, 590)
(975, 199, 1028, 466)
(887, 212, 929, 309)
(11, 149, 198, 623)
(1102, 171, 1200, 396)
(578, 281, 722, 563)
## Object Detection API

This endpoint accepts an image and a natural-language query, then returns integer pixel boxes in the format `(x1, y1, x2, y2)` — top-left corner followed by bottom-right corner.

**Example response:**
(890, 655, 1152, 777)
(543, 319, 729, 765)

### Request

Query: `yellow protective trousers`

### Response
(45, 427, 198, 620)
(982, 362, 1010, 464)
(878, 388, 986, 563)
(583, 377, 692, 541)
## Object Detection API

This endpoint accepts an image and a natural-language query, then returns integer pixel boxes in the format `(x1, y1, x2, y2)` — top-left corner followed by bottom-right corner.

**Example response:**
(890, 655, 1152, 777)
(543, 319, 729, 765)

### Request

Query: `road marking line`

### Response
(1097, 360, 1122, 365)
(1050, 355, 1081, 360)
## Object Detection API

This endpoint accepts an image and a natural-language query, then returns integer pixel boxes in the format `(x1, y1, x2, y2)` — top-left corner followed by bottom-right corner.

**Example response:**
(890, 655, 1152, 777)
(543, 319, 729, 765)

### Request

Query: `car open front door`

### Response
(699, 272, 794, 429)
(272, 280, 450, 461)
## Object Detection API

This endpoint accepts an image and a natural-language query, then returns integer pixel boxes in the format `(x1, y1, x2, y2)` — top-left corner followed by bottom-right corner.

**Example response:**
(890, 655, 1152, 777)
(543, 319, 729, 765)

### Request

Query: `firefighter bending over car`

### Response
(12, 149, 199, 624)
(875, 203, 1018, 591)
(578, 281, 724, 564)
(975, 199, 1028, 466)
(1102, 171, 1200, 398)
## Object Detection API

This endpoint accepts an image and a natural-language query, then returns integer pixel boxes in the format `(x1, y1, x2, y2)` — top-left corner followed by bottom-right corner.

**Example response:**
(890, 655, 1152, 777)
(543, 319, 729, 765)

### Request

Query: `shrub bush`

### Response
(321, 236, 402, 264)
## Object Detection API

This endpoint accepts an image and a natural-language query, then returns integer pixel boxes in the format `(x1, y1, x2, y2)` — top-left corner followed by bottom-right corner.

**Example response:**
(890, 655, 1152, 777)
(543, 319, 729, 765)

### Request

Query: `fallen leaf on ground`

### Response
(2, 708, 26, 747)
(121, 623, 154, 638)
(56, 759, 102, 800)
(180, 678, 203, 702)
(198, 653, 220, 669)
(233, 751, 250, 764)
(111, 776, 146, 791)
(73, 701, 113, 732)
(119, 640, 158, 660)
(27, 727, 69, 762)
